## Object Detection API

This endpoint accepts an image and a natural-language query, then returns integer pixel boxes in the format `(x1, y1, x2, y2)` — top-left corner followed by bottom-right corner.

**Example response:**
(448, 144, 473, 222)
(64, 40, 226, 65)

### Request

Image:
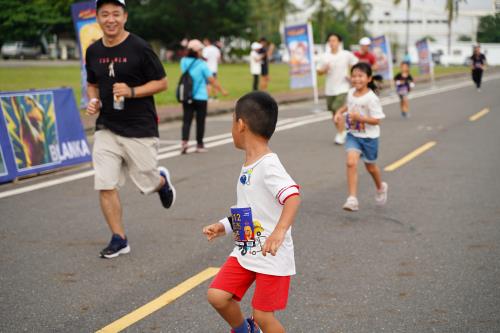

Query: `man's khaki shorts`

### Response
(326, 93, 347, 113)
(93, 129, 160, 194)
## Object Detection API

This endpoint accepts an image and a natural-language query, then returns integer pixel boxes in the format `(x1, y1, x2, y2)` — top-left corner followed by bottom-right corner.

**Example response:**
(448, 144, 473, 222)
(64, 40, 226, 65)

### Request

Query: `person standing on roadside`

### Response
(202, 38, 222, 100)
(470, 45, 487, 92)
(180, 39, 227, 154)
(258, 37, 274, 91)
(86, 0, 176, 259)
(317, 33, 358, 145)
(250, 42, 263, 91)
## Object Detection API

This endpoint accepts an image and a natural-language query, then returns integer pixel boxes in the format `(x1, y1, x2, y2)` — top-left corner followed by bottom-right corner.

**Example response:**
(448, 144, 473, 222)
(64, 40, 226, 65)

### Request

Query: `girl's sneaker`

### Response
(375, 182, 388, 205)
(343, 196, 359, 211)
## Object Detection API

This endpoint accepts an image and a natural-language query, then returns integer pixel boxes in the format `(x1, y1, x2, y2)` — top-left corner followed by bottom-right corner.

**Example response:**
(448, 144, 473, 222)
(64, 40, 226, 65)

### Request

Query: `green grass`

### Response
(0, 63, 470, 107)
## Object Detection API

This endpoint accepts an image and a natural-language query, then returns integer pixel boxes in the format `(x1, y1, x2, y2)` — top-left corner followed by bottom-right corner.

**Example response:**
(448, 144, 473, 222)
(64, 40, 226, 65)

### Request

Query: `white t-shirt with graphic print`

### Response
(345, 88, 385, 139)
(220, 153, 299, 276)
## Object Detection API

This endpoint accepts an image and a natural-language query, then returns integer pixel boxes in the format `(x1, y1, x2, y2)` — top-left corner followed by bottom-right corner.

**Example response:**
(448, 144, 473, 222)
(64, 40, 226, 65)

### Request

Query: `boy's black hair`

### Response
(326, 32, 343, 43)
(235, 91, 278, 140)
(96, 0, 126, 11)
(351, 62, 377, 91)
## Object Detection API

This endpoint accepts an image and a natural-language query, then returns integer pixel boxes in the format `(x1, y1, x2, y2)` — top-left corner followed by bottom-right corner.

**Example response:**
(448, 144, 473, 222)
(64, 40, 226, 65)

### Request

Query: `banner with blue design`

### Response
(0, 88, 91, 183)
(71, 1, 103, 108)
(416, 38, 433, 75)
(284, 23, 317, 90)
(370, 35, 394, 81)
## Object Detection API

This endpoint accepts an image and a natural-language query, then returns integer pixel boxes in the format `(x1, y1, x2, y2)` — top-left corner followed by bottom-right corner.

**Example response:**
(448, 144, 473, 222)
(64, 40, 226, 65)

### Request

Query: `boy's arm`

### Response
(262, 195, 301, 256)
(203, 216, 233, 241)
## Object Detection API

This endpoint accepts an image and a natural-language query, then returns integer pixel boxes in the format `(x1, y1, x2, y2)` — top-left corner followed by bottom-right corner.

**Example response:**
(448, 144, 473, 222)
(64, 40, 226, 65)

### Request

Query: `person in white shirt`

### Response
(203, 91, 301, 333)
(334, 62, 388, 212)
(317, 33, 358, 145)
(249, 42, 263, 91)
(202, 38, 222, 100)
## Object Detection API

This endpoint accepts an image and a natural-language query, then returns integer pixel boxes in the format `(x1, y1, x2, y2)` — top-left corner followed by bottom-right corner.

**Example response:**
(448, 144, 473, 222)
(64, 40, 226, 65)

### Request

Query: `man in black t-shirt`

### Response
(86, 0, 176, 259)
(470, 45, 487, 91)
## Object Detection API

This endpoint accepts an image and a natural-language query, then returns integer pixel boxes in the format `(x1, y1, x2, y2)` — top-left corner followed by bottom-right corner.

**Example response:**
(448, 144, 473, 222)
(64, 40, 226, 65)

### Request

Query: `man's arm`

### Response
(113, 77, 167, 99)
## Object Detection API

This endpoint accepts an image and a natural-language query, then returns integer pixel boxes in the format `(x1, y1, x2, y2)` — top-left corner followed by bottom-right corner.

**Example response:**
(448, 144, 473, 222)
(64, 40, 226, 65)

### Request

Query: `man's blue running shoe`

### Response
(100, 234, 130, 259)
(246, 317, 260, 333)
(158, 166, 176, 209)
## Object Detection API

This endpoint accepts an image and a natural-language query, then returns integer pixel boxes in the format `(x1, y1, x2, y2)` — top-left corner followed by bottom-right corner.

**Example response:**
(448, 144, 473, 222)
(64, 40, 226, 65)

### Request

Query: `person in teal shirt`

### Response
(180, 39, 227, 154)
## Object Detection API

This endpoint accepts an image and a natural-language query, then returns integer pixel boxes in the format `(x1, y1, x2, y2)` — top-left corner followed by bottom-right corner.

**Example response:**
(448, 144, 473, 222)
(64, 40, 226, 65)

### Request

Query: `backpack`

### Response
(176, 59, 198, 104)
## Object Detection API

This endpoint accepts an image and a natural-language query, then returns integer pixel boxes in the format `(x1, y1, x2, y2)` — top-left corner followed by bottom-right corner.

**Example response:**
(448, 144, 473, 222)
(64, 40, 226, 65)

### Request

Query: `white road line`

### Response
(1, 75, 499, 200)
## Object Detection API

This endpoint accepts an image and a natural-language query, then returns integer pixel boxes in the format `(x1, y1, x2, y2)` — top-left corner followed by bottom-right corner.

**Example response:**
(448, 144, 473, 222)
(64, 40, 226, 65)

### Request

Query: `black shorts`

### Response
(261, 63, 269, 76)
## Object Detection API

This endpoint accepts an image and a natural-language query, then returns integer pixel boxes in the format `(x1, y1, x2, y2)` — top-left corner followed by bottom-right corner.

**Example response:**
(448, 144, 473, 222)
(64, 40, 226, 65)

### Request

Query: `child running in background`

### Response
(334, 62, 388, 211)
(203, 91, 301, 333)
(394, 62, 415, 118)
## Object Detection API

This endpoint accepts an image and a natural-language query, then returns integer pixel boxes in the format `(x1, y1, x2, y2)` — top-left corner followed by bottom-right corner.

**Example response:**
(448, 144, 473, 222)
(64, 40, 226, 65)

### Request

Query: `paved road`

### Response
(1, 75, 499, 333)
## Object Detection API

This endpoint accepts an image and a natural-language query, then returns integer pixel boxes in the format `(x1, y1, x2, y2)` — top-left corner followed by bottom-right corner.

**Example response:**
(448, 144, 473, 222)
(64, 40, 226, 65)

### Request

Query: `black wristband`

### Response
(130, 87, 135, 98)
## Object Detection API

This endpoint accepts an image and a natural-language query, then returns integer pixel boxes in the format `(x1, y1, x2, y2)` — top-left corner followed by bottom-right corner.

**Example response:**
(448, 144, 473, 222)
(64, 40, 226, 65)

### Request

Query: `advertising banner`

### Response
(284, 23, 316, 90)
(0, 88, 92, 183)
(370, 35, 394, 81)
(71, 1, 103, 108)
(416, 38, 433, 76)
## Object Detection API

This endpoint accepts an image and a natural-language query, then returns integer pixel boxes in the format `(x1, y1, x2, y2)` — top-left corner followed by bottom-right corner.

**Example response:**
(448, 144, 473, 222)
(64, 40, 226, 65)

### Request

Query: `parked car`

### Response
(1, 41, 42, 59)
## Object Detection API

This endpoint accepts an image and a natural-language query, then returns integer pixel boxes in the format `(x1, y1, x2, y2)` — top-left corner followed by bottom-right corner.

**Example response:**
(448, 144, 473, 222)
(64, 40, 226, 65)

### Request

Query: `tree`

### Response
(477, 13, 500, 43)
(125, 0, 251, 46)
(345, 0, 372, 42)
(445, 0, 465, 54)
(393, 0, 411, 53)
(310, 6, 357, 48)
(306, 0, 332, 43)
(0, 0, 74, 46)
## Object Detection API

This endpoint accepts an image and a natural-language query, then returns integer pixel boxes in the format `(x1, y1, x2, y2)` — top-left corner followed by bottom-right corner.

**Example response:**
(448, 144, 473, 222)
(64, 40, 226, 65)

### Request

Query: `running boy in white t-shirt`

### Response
(203, 91, 301, 333)
(334, 62, 388, 211)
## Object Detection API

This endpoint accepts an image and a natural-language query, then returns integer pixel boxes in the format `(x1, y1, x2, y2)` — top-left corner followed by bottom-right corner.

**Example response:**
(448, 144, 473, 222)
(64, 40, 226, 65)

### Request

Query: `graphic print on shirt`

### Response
(346, 106, 366, 133)
(108, 62, 115, 78)
(239, 168, 254, 186)
(231, 207, 266, 256)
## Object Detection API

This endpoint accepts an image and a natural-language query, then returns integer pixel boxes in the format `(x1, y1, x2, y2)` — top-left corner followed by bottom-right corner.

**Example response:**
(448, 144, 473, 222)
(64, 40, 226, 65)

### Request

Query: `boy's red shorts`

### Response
(209, 256, 291, 312)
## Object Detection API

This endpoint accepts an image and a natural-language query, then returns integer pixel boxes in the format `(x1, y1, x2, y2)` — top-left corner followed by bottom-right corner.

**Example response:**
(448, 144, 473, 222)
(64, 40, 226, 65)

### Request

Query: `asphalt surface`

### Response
(1, 75, 499, 333)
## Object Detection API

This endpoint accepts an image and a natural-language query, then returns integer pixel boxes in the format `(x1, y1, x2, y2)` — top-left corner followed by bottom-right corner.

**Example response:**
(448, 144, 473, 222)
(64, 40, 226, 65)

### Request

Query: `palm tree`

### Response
(394, 0, 411, 54)
(445, 0, 465, 55)
(306, 0, 332, 43)
(345, 0, 372, 42)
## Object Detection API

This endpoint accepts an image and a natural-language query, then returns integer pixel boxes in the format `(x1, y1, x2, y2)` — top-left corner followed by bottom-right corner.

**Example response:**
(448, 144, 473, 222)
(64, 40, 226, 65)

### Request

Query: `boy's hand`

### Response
(203, 222, 225, 241)
(262, 228, 286, 256)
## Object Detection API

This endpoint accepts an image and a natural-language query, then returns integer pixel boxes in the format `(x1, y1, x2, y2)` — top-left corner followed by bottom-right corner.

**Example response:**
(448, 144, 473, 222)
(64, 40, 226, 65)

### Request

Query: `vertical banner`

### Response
(284, 23, 316, 90)
(416, 38, 433, 75)
(370, 35, 394, 81)
(0, 88, 92, 184)
(71, 1, 103, 109)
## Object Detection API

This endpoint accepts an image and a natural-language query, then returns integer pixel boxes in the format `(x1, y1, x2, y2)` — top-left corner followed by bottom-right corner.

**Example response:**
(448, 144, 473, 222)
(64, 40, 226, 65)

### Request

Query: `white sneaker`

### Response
(334, 131, 346, 145)
(375, 182, 388, 205)
(343, 196, 359, 211)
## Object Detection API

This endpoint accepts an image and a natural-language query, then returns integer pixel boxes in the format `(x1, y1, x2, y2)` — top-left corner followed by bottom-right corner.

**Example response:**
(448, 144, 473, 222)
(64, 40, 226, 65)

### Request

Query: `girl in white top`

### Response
(334, 62, 388, 211)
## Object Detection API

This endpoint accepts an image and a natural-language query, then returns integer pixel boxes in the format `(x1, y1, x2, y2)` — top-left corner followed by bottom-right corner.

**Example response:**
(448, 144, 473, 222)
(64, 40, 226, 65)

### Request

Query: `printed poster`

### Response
(71, 1, 103, 108)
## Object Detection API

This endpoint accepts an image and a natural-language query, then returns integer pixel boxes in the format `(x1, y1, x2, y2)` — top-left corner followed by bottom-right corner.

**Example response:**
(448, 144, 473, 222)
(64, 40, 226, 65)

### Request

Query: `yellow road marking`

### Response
(469, 108, 490, 122)
(384, 141, 437, 172)
(96, 267, 220, 333)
